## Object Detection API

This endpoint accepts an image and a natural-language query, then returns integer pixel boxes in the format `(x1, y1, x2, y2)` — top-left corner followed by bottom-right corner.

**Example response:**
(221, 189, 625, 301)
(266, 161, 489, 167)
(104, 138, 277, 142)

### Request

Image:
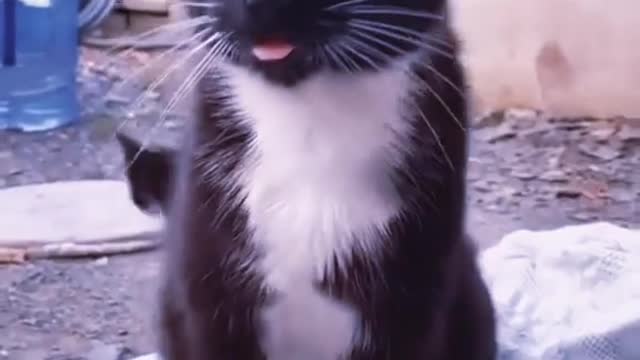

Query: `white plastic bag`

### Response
(480, 222, 640, 360)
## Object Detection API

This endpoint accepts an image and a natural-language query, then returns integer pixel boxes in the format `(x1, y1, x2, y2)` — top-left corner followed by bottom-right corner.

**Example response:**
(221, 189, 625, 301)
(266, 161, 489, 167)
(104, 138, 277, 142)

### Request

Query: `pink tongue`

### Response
(252, 42, 295, 61)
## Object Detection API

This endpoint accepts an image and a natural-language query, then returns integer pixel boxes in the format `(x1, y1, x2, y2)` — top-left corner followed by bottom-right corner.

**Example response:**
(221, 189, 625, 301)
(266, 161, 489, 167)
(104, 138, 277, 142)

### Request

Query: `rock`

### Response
(89, 116, 119, 142)
(0, 157, 24, 177)
(578, 142, 621, 161)
(591, 126, 618, 142)
(539, 169, 568, 182)
(541, 147, 566, 168)
(11, 349, 49, 360)
(86, 343, 133, 360)
(511, 168, 538, 180)
(472, 180, 494, 193)
(0, 180, 162, 249)
(94, 257, 110, 267)
(606, 183, 637, 202)
(618, 123, 640, 142)
(104, 95, 131, 106)
(131, 354, 161, 360)
(569, 212, 598, 222)
(504, 107, 540, 120)
(474, 122, 517, 143)
(472, 111, 505, 129)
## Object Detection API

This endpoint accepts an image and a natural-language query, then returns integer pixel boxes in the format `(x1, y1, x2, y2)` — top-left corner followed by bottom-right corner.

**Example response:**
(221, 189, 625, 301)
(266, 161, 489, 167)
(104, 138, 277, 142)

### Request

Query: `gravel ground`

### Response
(0, 47, 638, 359)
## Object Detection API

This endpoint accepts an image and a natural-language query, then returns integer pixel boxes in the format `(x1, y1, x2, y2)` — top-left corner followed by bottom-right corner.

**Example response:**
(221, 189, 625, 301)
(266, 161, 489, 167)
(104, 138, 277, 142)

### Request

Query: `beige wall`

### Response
(450, 0, 640, 118)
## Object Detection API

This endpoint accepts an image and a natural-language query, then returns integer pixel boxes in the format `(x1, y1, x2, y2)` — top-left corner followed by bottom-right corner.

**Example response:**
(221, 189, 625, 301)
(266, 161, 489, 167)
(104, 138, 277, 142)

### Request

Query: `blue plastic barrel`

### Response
(0, 0, 79, 132)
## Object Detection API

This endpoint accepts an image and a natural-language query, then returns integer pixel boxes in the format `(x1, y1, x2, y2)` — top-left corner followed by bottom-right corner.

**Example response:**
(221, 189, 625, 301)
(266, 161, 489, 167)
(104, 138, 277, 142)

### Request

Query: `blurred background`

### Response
(0, 0, 638, 359)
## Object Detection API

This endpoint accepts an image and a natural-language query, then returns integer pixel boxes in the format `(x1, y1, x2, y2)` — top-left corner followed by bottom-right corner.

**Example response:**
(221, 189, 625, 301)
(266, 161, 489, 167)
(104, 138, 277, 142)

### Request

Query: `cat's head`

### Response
(117, 132, 174, 215)
(186, 0, 448, 85)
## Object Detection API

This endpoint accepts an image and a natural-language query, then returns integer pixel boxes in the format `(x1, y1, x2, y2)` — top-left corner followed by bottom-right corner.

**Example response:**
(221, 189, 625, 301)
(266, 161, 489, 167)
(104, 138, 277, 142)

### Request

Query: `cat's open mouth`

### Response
(252, 39, 296, 62)
(245, 36, 314, 85)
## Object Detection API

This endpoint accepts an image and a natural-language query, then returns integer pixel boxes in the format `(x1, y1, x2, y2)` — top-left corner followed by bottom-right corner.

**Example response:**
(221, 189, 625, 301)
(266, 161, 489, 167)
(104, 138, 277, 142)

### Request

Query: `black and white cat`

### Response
(128, 0, 497, 358)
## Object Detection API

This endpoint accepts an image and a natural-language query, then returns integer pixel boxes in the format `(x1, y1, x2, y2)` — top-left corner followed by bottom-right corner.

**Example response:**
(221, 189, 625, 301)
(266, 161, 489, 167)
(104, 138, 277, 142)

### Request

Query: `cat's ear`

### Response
(116, 131, 175, 214)
(116, 131, 143, 165)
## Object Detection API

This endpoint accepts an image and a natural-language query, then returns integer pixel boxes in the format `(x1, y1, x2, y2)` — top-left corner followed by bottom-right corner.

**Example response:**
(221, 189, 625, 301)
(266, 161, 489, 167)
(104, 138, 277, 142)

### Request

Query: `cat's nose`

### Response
(243, 0, 289, 33)
(242, 0, 302, 38)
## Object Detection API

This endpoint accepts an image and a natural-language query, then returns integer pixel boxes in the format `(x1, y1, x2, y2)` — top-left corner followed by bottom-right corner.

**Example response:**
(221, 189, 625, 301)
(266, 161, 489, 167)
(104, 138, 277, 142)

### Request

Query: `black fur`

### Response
(148, 0, 497, 359)
(193, 0, 449, 86)
(116, 132, 174, 214)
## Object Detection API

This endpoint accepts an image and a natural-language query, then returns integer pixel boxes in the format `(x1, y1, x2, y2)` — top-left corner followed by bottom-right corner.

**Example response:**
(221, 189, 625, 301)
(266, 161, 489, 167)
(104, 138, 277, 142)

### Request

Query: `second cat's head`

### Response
(117, 132, 174, 216)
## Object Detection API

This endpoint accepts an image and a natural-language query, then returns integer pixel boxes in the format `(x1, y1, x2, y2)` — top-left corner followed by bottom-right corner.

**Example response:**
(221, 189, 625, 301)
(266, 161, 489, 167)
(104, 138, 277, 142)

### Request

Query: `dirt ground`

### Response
(0, 49, 638, 359)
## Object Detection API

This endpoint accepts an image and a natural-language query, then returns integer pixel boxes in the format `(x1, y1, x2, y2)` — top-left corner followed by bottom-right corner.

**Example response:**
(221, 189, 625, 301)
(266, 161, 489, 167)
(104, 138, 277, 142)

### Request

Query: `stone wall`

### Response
(451, 0, 640, 118)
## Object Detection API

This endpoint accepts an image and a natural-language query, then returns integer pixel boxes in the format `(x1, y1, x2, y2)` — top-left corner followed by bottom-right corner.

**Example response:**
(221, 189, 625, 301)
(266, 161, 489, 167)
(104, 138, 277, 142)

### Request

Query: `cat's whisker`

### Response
(156, 35, 232, 112)
(346, 32, 465, 97)
(170, 1, 222, 9)
(336, 34, 457, 168)
(317, 45, 334, 68)
(347, 21, 454, 59)
(97, 16, 214, 72)
(227, 46, 240, 62)
(407, 71, 466, 132)
(313, 43, 331, 67)
(334, 44, 359, 73)
(338, 35, 464, 132)
(334, 43, 362, 71)
(408, 101, 454, 170)
(322, 44, 352, 73)
(102, 16, 212, 56)
(127, 34, 234, 168)
(346, 6, 444, 21)
(160, 38, 234, 116)
(416, 62, 466, 98)
(349, 19, 453, 49)
(341, 32, 393, 62)
(396, 169, 441, 219)
(111, 27, 212, 95)
(325, 0, 368, 11)
(346, 28, 404, 56)
(116, 31, 224, 134)
(339, 36, 379, 69)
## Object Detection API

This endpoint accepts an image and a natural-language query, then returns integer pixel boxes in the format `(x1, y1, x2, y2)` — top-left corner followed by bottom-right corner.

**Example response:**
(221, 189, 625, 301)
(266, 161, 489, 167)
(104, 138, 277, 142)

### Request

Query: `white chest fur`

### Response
(226, 64, 413, 358)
